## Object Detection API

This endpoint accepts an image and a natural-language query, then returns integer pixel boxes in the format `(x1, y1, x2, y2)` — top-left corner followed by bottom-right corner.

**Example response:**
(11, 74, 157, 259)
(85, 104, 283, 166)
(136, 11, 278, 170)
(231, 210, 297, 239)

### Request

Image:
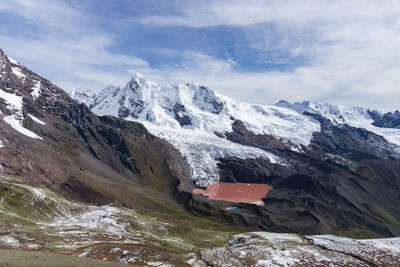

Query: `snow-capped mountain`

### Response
(73, 73, 323, 186)
(73, 73, 400, 186)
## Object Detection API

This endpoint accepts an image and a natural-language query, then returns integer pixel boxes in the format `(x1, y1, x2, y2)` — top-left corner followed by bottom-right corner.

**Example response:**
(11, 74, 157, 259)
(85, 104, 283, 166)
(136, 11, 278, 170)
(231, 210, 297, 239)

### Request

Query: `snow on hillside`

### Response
(73, 73, 321, 186)
(0, 51, 45, 140)
(200, 231, 400, 266)
(0, 88, 42, 139)
(278, 100, 400, 146)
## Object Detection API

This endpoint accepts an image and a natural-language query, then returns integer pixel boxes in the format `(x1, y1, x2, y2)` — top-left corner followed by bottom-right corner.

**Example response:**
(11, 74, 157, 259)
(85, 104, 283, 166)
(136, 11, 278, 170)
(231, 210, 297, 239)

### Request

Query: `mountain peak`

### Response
(0, 49, 20, 68)
(132, 71, 144, 80)
(126, 72, 153, 91)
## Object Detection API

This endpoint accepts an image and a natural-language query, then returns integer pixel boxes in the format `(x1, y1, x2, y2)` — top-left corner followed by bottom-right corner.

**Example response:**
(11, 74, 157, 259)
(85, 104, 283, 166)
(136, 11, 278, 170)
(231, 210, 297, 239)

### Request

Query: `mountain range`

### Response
(1, 48, 400, 265)
(70, 69, 400, 237)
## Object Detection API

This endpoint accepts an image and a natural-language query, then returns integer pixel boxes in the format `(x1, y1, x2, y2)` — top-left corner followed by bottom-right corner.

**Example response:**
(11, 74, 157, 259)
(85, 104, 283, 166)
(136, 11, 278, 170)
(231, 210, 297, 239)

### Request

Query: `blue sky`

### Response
(1, 0, 400, 110)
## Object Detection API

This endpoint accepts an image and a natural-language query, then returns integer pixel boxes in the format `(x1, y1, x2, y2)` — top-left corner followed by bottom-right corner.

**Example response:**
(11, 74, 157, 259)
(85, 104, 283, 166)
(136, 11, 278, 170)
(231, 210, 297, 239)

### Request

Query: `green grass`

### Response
(0, 174, 239, 264)
(366, 203, 399, 225)
(334, 228, 383, 239)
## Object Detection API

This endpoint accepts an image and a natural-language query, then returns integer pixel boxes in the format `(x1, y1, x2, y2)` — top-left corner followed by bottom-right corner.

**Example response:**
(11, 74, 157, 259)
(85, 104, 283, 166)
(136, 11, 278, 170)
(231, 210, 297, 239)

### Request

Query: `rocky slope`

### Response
(0, 48, 194, 209)
(372, 110, 400, 129)
(0, 48, 245, 265)
(0, 174, 235, 266)
(72, 73, 400, 238)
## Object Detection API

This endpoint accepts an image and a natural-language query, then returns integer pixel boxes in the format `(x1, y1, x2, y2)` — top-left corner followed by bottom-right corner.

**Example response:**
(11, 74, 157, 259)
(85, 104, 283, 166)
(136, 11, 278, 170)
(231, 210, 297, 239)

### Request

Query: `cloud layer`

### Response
(1, 0, 400, 110)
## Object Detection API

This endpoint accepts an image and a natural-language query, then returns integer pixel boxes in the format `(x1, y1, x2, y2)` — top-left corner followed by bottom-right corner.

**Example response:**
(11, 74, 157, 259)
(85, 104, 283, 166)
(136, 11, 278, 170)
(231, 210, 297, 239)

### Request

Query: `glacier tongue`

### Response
(73, 73, 323, 186)
(142, 123, 280, 187)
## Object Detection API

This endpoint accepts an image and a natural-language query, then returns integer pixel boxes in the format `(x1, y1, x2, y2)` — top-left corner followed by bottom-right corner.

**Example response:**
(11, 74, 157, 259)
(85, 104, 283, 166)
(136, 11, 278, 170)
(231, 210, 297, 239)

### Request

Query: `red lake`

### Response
(193, 182, 273, 206)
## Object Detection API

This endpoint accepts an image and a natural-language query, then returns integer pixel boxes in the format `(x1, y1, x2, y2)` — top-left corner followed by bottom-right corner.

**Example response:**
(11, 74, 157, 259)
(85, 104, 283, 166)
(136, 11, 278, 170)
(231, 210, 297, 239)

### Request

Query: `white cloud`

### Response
(0, 0, 148, 91)
(1, 0, 400, 110)
(138, 0, 400, 28)
(135, 0, 400, 110)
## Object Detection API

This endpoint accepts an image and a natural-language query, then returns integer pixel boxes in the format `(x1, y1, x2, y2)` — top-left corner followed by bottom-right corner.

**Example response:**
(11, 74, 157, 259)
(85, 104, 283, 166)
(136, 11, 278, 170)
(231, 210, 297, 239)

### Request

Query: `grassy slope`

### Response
(0, 174, 241, 265)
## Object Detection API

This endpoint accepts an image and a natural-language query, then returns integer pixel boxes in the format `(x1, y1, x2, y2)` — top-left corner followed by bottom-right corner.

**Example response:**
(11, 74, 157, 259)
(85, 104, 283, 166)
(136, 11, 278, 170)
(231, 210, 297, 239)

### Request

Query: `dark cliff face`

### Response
(305, 112, 400, 160)
(201, 117, 400, 237)
(372, 110, 400, 129)
(0, 49, 192, 208)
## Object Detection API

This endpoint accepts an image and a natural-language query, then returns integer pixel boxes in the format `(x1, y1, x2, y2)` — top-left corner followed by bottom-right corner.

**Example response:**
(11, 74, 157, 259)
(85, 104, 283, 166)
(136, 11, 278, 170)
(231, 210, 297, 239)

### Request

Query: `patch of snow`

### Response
(78, 249, 90, 257)
(3, 115, 43, 139)
(0, 88, 42, 139)
(26, 243, 40, 249)
(31, 80, 41, 100)
(0, 88, 23, 110)
(361, 237, 400, 254)
(30, 188, 47, 200)
(47, 206, 131, 236)
(28, 114, 46, 125)
(11, 66, 25, 79)
(308, 234, 400, 265)
(7, 56, 19, 65)
(202, 231, 359, 266)
(110, 247, 121, 253)
(0, 140, 4, 148)
(146, 262, 166, 266)
(0, 235, 20, 248)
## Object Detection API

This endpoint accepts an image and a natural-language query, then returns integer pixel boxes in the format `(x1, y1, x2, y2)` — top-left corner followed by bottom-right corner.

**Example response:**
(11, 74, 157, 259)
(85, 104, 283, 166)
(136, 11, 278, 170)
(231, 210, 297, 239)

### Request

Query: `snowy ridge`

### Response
(74, 73, 321, 186)
(278, 100, 400, 146)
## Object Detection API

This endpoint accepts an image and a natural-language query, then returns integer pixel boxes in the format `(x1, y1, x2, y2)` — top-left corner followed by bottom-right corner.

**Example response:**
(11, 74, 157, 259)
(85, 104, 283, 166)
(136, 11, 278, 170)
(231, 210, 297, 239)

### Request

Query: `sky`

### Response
(0, 0, 399, 110)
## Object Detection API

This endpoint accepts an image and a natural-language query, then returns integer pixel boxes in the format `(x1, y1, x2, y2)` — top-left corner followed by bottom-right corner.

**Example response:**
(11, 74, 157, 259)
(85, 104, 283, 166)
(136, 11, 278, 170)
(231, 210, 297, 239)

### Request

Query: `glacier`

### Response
(72, 73, 400, 186)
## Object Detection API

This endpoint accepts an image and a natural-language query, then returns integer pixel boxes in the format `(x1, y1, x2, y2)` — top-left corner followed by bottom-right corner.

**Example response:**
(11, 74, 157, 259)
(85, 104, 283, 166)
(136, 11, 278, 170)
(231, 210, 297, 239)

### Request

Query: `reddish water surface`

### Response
(193, 182, 273, 206)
